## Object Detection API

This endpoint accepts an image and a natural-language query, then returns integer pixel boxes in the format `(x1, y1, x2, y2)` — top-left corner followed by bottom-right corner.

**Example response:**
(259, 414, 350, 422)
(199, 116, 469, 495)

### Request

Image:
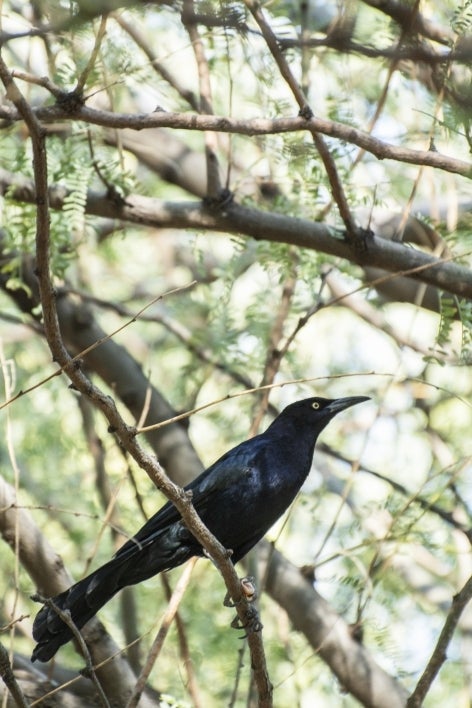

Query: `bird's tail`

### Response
(31, 556, 126, 663)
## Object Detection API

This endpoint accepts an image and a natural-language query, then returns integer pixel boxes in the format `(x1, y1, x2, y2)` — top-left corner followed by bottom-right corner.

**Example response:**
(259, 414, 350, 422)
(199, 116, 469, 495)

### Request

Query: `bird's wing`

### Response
(114, 435, 267, 559)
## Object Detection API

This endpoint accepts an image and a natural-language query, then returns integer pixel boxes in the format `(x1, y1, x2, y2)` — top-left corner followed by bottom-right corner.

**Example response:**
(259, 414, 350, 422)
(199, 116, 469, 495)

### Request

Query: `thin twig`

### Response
(0, 641, 28, 708)
(182, 0, 222, 198)
(229, 643, 247, 708)
(10, 69, 63, 97)
(112, 13, 200, 111)
(243, 0, 358, 238)
(31, 596, 111, 708)
(407, 574, 472, 707)
(75, 14, 108, 94)
(161, 573, 204, 708)
(125, 560, 197, 708)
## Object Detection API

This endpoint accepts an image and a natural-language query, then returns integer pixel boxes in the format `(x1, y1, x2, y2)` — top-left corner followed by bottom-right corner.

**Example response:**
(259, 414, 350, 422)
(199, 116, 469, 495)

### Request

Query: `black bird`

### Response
(31, 395, 369, 662)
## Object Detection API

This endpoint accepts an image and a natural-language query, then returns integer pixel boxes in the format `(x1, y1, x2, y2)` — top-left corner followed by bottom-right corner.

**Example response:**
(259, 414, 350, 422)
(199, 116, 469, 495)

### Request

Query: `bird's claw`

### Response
(240, 576, 257, 602)
(223, 576, 257, 607)
(230, 604, 263, 636)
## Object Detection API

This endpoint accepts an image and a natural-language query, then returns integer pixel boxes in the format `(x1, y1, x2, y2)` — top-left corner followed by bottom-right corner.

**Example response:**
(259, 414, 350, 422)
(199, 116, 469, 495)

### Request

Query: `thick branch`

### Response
(1, 168, 471, 300)
(261, 544, 409, 708)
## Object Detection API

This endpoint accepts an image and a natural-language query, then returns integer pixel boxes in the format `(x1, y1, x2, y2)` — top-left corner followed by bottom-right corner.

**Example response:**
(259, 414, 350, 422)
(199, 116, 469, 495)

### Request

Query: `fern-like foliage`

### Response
(432, 291, 472, 363)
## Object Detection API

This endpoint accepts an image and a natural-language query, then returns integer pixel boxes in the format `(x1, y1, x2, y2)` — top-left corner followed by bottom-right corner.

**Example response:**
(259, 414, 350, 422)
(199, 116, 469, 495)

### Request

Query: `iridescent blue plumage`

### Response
(32, 395, 368, 662)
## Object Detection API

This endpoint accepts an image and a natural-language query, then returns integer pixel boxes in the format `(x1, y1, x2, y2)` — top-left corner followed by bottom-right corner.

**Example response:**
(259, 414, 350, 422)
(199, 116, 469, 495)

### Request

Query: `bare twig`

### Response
(182, 0, 222, 198)
(249, 253, 298, 436)
(161, 573, 204, 708)
(0, 641, 28, 708)
(31, 596, 111, 708)
(243, 0, 358, 238)
(10, 70, 63, 97)
(125, 559, 197, 708)
(112, 13, 200, 111)
(407, 574, 472, 707)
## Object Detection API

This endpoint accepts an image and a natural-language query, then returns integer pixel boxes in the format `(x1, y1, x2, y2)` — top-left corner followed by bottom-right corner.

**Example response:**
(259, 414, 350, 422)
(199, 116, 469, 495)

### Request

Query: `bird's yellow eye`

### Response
(312, 401, 320, 410)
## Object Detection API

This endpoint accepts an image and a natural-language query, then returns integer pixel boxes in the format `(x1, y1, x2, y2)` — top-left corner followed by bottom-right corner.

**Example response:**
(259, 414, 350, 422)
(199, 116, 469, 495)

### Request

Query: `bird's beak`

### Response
(325, 396, 370, 415)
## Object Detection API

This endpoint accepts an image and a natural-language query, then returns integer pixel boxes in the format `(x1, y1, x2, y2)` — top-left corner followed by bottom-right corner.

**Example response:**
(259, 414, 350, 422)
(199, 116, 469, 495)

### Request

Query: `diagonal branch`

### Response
(1, 167, 472, 300)
(244, 0, 358, 237)
(407, 573, 472, 707)
(0, 54, 272, 708)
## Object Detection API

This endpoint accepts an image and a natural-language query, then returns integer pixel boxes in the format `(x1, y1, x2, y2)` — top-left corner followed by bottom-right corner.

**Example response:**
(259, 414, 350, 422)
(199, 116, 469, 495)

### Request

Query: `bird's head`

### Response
(268, 395, 370, 435)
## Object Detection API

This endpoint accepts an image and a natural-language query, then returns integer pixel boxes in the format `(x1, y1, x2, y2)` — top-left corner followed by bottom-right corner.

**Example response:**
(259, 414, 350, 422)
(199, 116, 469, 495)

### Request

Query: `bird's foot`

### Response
(223, 576, 257, 607)
(224, 577, 262, 636)
(230, 604, 263, 635)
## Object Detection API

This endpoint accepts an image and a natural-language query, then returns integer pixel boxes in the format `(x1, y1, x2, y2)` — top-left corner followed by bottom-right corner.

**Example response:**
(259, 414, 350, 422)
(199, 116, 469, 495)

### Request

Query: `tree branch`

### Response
(0, 105, 469, 177)
(407, 574, 472, 707)
(261, 544, 409, 708)
(1, 167, 471, 300)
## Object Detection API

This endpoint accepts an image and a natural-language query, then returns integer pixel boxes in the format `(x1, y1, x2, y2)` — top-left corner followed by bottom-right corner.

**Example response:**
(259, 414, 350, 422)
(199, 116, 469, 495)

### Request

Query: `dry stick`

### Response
(407, 573, 472, 708)
(112, 13, 200, 111)
(249, 255, 298, 437)
(125, 559, 197, 708)
(351, 0, 421, 172)
(0, 55, 273, 708)
(0, 642, 28, 708)
(75, 14, 108, 94)
(0, 52, 112, 704)
(244, 0, 358, 238)
(32, 597, 111, 708)
(0, 281, 197, 411)
(182, 0, 222, 198)
(136, 372, 371, 435)
(161, 573, 204, 708)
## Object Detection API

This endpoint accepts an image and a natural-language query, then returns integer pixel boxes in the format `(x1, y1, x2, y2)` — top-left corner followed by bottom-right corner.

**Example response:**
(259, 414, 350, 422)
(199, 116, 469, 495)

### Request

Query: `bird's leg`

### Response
(224, 576, 263, 635)
(223, 575, 257, 607)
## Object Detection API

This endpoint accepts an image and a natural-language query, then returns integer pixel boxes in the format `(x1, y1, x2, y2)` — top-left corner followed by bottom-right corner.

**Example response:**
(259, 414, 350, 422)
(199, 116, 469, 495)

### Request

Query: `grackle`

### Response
(31, 395, 369, 662)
